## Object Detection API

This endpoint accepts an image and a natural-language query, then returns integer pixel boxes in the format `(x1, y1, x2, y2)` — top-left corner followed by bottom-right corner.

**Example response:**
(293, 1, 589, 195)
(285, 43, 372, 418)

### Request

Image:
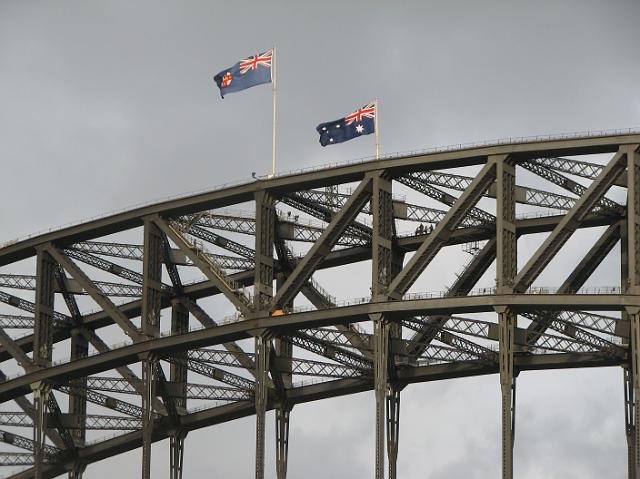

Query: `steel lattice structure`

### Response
(0, 131, 639, 479)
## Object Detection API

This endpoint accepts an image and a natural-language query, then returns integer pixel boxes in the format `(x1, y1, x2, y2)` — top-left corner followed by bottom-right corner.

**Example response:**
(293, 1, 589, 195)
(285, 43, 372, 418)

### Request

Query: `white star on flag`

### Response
(355, 124, 364, 134)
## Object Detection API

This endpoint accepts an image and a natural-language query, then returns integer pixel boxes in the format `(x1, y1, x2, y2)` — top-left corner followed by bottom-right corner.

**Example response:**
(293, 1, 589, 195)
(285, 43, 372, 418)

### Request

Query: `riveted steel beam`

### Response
(397, 174, 495, 225)
(45, 246, 142, 341)
(521, 160, 622, 214)
(0, 428, 60, 458)
(404, 169, 582, 212)
(528, 156, 606, 181)
(68, 329, 89, 446)
(369, 170, 399, 479)
(0, 291, 69, 326)
(254, 335, 270, 479)
(525, 222, 622, 346)
(492, 154, 517, 479)
(497, 307, 516, 479)
(34, 248, 56, 369)
(514, 149, 627, 292)
(0, 327, 34, 372)
(154, 217, 253, 316)
(280, 192, 372, 240)
(140, 219, 164, 479)
(626, 145, 640, 478)
(274, 229, 370, 358)
(388, 161, 497, 299)
(31, 382, 52, 479)
(0, 371, 65, 450)
(253, 190, 277, 479)
(272, 176, 374, 309)
(180, 298, 258, 380)
(625, 366, 636, 479)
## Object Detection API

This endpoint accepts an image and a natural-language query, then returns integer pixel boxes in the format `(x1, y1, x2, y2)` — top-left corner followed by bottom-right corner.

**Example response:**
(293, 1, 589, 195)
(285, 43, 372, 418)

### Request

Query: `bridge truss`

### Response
(0, 133, 639, 478)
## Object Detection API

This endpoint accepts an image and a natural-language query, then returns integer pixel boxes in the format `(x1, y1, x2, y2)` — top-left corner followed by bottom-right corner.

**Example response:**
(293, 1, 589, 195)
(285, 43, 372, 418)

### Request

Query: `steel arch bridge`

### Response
(1, 131, 640, 479)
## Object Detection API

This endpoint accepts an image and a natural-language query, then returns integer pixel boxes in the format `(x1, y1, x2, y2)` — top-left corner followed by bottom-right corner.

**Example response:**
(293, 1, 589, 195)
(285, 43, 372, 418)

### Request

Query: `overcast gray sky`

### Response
(1, 1, 640, 478)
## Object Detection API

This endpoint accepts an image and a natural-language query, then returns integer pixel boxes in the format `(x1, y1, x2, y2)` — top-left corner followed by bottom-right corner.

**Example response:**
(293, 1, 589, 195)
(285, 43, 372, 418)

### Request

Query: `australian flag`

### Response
(213, 50, 273, 98)
(316, 102, 376, 146)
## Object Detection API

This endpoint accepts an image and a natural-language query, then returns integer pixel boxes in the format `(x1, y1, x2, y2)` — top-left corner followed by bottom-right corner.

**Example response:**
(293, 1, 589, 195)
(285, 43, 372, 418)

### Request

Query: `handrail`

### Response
(2, 127, 638, 247)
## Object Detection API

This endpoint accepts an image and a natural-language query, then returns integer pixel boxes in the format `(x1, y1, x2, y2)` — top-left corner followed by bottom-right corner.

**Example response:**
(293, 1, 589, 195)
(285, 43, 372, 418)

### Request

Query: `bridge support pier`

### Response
(255, 335, 270, 479)
(141, 219, 164, 479)
(169, 430, 186, 479)
(498, 309, 516, 479)
(625, 366, 636, 479)
(626, 145, 640, 478)
(629, 309, 640, 478)
(68, 462, 86, 479)
(370, 170, 402, 479)
(386, 386, 400, 479)
(141, 355, 156, 479)
(253, 190, 277, 479)
(276, 405, 291, 479)
(493, 154, 517, 479)
(374, 316, 403, 479)
(31, 382, 51, 479)
(68, 328, 88, 451)
(33, 246, 56, 479)
(374, 316, 390, 479)
(170, 299, 189, 479)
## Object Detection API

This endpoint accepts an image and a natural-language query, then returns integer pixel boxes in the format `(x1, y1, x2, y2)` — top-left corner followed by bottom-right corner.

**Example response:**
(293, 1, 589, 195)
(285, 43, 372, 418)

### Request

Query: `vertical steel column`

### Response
(33, 247, 56, 479)
(622, 214, 636, 479)
(494, 156, 516, 294)
(625, 366, 636, 479)
(373, 316, 390, 479)
(68, 462, 86, 479)
(255, 335, 270, 479)
(141, 219, 164, 479)
(68, 327, 88, 478)
(141, 353, 156, 479)
(254, 190, 275, 479)
(371, 171, 395, 479)
(276, 405, 291, 479)
(627, 147, 640, 294)
(170, 299, 189, 479)
(386, 387, 400, 479)
(31, 381, 51, 479)
(630, 307, 640, 477)
(255, 190, 276, 311)
(142, 219, 164, 338)
(497, 308, 516, 479)
(387, 248, 404, 479)
(627, 146, 640, 477)
(34, 247, 56, 368)
(275, 273, 293, 479)
(493, 155, 517, 479)
(170, 432, 186, 479)
(371, 171, 394, 303)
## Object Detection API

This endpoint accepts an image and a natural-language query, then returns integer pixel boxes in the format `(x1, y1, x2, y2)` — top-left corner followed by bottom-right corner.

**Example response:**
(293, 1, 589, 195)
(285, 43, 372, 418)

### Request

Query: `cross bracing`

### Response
(0, 133, 639, 479)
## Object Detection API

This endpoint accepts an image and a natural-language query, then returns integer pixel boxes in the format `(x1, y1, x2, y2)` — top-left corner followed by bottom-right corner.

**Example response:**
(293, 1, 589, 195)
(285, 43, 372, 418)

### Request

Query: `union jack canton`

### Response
(213, 50, 273, 98)
(316, 102, 377, 147)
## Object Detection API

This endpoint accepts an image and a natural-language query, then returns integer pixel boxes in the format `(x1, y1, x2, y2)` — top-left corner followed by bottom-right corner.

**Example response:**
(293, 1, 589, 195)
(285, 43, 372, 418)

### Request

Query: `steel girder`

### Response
(0, 351, 624, 479)
(1, 135, 640, 479)
(0, 212, 622, 367)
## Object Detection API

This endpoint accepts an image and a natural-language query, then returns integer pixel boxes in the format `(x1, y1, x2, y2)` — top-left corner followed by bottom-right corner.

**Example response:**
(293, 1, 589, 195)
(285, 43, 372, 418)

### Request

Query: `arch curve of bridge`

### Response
(1, 132, 639, 479)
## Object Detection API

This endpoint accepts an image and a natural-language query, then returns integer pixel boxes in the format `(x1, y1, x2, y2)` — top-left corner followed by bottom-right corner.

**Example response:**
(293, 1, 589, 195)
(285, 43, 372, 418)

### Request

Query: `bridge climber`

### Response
(0, 130, 639, 479)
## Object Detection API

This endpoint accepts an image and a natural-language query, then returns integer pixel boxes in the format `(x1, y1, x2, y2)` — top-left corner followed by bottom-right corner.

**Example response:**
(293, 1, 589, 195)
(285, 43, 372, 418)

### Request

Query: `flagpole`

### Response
(374, 98, 380, 160)
(271, 45, 277, 178)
